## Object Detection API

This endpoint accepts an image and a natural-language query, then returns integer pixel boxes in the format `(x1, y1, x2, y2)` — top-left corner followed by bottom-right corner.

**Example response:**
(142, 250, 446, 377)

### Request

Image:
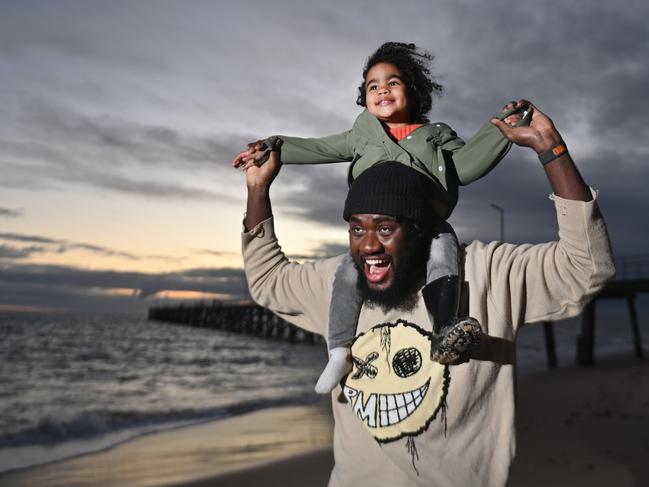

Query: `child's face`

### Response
(364, 63, 411, 127)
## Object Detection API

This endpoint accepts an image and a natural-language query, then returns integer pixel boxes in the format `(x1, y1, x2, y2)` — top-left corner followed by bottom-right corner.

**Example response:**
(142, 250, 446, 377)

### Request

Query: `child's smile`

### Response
(365, 62, 411, 128)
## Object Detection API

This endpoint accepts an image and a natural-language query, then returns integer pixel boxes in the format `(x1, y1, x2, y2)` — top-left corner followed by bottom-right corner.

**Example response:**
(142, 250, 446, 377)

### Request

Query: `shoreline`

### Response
(0, 402, 334, 487)
(0, 397, 329, 476)
(2, 356, 647, 487)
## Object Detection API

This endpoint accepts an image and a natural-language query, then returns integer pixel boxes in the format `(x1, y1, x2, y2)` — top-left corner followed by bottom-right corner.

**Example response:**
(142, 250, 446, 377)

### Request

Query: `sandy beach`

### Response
(2, 356, 647, 487)
(0, 403, 334, 487)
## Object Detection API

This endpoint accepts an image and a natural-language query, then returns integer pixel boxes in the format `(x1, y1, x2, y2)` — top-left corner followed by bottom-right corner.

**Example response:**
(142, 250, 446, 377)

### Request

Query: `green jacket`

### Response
(264, 109, 514, 218)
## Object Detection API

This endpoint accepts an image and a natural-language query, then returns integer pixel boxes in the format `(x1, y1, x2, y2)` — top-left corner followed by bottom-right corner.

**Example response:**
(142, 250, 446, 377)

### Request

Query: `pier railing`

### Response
(148, 301, 322, 344)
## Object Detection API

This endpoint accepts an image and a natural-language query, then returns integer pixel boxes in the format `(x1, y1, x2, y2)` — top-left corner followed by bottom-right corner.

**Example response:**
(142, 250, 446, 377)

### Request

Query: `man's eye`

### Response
(379, 226, 394, 234)
(350, 227, 364, 234)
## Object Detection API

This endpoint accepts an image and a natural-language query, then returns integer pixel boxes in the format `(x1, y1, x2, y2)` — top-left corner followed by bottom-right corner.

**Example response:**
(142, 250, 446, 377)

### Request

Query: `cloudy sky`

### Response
(1, 0, 648, 313)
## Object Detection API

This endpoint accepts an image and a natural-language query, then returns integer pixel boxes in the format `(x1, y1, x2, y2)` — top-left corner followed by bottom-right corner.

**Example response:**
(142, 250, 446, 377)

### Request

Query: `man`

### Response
(238, 103, 614, 486)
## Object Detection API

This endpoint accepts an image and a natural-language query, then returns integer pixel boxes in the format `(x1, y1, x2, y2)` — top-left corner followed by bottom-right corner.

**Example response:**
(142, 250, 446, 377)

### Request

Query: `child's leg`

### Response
(423, 222, 460, 335)
(421, 222, 482, 363)
(315, 254, 363, 394)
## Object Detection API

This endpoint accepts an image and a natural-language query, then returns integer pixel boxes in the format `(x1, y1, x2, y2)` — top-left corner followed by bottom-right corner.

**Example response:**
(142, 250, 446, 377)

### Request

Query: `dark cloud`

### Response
(309, 242, 349, 258)
(0, 263, 250, 312)
(0, 244, 46, 259)
(0, 281, 145, 314)
(287, 241, 349, 260)
(193, 249, 241, 258)
(0, 263, 247, 295)
(0, 232, 189, 266)
(22, 104, 242, 166)
(0, 232, 139, 260)
(451, 145, 649, 257)
(0, 207, 23, 218)
(0, 232, 59, 245)
(274, 164, 349, 227)
(0, 102, 247, 200)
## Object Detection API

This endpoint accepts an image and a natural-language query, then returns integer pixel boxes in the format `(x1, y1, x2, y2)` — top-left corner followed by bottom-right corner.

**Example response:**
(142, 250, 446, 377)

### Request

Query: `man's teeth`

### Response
(365, 259, 388, 265)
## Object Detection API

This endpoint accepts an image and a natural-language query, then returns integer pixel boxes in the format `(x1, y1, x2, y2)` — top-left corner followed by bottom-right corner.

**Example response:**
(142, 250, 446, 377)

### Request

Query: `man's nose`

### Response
(361, 232, 383, 254)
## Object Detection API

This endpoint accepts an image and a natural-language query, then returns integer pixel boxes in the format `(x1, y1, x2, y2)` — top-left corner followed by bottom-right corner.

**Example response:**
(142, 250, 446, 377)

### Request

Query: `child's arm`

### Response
(439, 104, 525, 186)
(232, 131, 354, 169)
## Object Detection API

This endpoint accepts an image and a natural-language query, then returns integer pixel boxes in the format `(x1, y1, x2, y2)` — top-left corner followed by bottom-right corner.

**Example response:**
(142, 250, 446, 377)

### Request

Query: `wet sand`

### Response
(0, 404, 333, 487)
(2, 357, 647, 487)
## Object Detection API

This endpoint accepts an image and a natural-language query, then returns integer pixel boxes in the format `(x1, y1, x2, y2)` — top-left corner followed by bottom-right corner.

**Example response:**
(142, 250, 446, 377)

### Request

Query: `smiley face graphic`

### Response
(343, 320, 450, 443)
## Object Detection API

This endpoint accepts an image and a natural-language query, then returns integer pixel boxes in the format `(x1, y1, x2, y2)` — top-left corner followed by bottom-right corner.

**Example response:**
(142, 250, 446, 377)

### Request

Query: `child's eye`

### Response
(389, 80, 400, 86)
(367, 85, 377, 91)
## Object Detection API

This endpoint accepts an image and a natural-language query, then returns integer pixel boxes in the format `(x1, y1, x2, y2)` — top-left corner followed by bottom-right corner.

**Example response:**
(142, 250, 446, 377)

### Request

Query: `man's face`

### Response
(349, 214, 424, 307)
(349, 214, 406, 291)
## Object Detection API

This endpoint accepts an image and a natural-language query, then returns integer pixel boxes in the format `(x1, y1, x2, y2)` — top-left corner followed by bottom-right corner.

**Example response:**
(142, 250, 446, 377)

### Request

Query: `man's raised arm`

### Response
(243, 144, 282, 231)
(237, 144, 339, 336)
(465, 101, 616, 329)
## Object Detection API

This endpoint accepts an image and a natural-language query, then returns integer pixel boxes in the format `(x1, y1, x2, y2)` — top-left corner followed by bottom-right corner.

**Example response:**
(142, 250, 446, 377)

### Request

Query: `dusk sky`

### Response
(1, 0, 648, 313)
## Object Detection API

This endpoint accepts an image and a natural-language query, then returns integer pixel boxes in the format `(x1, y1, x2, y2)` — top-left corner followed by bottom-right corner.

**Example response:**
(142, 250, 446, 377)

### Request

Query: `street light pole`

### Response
(490, 204, 505, 242)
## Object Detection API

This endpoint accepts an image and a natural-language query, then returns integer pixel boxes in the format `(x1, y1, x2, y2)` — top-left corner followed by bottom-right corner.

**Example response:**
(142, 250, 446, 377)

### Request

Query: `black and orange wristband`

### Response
(538, 142, 568, 165)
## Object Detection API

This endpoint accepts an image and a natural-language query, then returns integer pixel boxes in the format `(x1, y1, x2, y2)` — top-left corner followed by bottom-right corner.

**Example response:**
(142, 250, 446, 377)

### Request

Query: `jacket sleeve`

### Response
(262, 131, 354, 165)
(439, 107, 527, 185)
(464, 191, 615, 330)
(241, 216, 341, 335)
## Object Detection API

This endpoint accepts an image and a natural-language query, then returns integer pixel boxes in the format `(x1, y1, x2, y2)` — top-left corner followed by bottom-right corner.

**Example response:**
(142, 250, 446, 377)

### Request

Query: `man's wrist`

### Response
(246, 185, 270, 195)
(533, 130, 563, 154)
(538, 142, 568, 165)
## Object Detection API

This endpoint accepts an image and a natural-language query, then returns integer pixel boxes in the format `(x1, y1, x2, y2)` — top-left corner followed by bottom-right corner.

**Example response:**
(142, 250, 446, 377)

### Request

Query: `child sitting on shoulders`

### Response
(233, 42, 527, 393)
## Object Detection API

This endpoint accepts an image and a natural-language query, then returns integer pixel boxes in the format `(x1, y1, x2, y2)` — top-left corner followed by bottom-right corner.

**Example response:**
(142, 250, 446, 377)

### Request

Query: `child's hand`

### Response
(501, 100, 530, 126)
(231, 140, 267, 169)
(491, 101, 563, 154)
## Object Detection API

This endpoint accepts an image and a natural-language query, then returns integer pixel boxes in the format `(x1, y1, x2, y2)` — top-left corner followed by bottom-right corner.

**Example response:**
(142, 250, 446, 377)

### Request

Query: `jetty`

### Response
(148, 301, 321, 344)
(542, 253, 648, 368)
(576, 254, 648, 365)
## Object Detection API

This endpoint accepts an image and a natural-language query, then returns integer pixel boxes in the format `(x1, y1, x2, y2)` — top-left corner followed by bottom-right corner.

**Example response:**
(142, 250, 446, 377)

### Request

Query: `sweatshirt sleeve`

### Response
(465, 190, 615, 330)
(241, 216, 341, 335)
(262, 131, 354, 165)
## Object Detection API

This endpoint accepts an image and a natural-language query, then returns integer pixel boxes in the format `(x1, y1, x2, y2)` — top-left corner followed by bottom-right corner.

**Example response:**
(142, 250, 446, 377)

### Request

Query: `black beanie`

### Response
(343, 161, 431, 221)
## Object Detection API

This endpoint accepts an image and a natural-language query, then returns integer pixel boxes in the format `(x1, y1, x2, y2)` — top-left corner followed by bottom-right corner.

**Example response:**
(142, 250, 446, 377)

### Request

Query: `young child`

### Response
(233, 42, 526, 394)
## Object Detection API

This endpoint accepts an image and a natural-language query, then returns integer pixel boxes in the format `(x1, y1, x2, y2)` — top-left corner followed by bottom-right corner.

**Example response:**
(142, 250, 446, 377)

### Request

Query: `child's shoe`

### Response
(422, 276, 483, 363)
(431, 317, 482, 364)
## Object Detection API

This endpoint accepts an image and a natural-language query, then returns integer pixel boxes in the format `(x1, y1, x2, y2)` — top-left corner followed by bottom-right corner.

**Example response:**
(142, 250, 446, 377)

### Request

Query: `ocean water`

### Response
(0, 311, 328, 473)
(0, 300, 646, 474)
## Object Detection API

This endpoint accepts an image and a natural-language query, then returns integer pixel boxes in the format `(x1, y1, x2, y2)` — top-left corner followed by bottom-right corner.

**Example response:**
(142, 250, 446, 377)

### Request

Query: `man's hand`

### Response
(232, 139, 267, 169)
(244, 144, 282, 190)
(491, 100, 562, 154)
(239, 143, 282, 231)
(501, 100, 523, 126)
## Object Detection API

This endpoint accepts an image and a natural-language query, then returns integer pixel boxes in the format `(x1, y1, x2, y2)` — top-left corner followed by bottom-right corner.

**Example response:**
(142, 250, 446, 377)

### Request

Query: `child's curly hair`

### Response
(356, 42, 443, 124)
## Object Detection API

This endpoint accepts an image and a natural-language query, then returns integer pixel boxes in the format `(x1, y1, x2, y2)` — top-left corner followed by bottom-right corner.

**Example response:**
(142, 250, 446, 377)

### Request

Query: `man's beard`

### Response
(354, 238, 427, 313)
